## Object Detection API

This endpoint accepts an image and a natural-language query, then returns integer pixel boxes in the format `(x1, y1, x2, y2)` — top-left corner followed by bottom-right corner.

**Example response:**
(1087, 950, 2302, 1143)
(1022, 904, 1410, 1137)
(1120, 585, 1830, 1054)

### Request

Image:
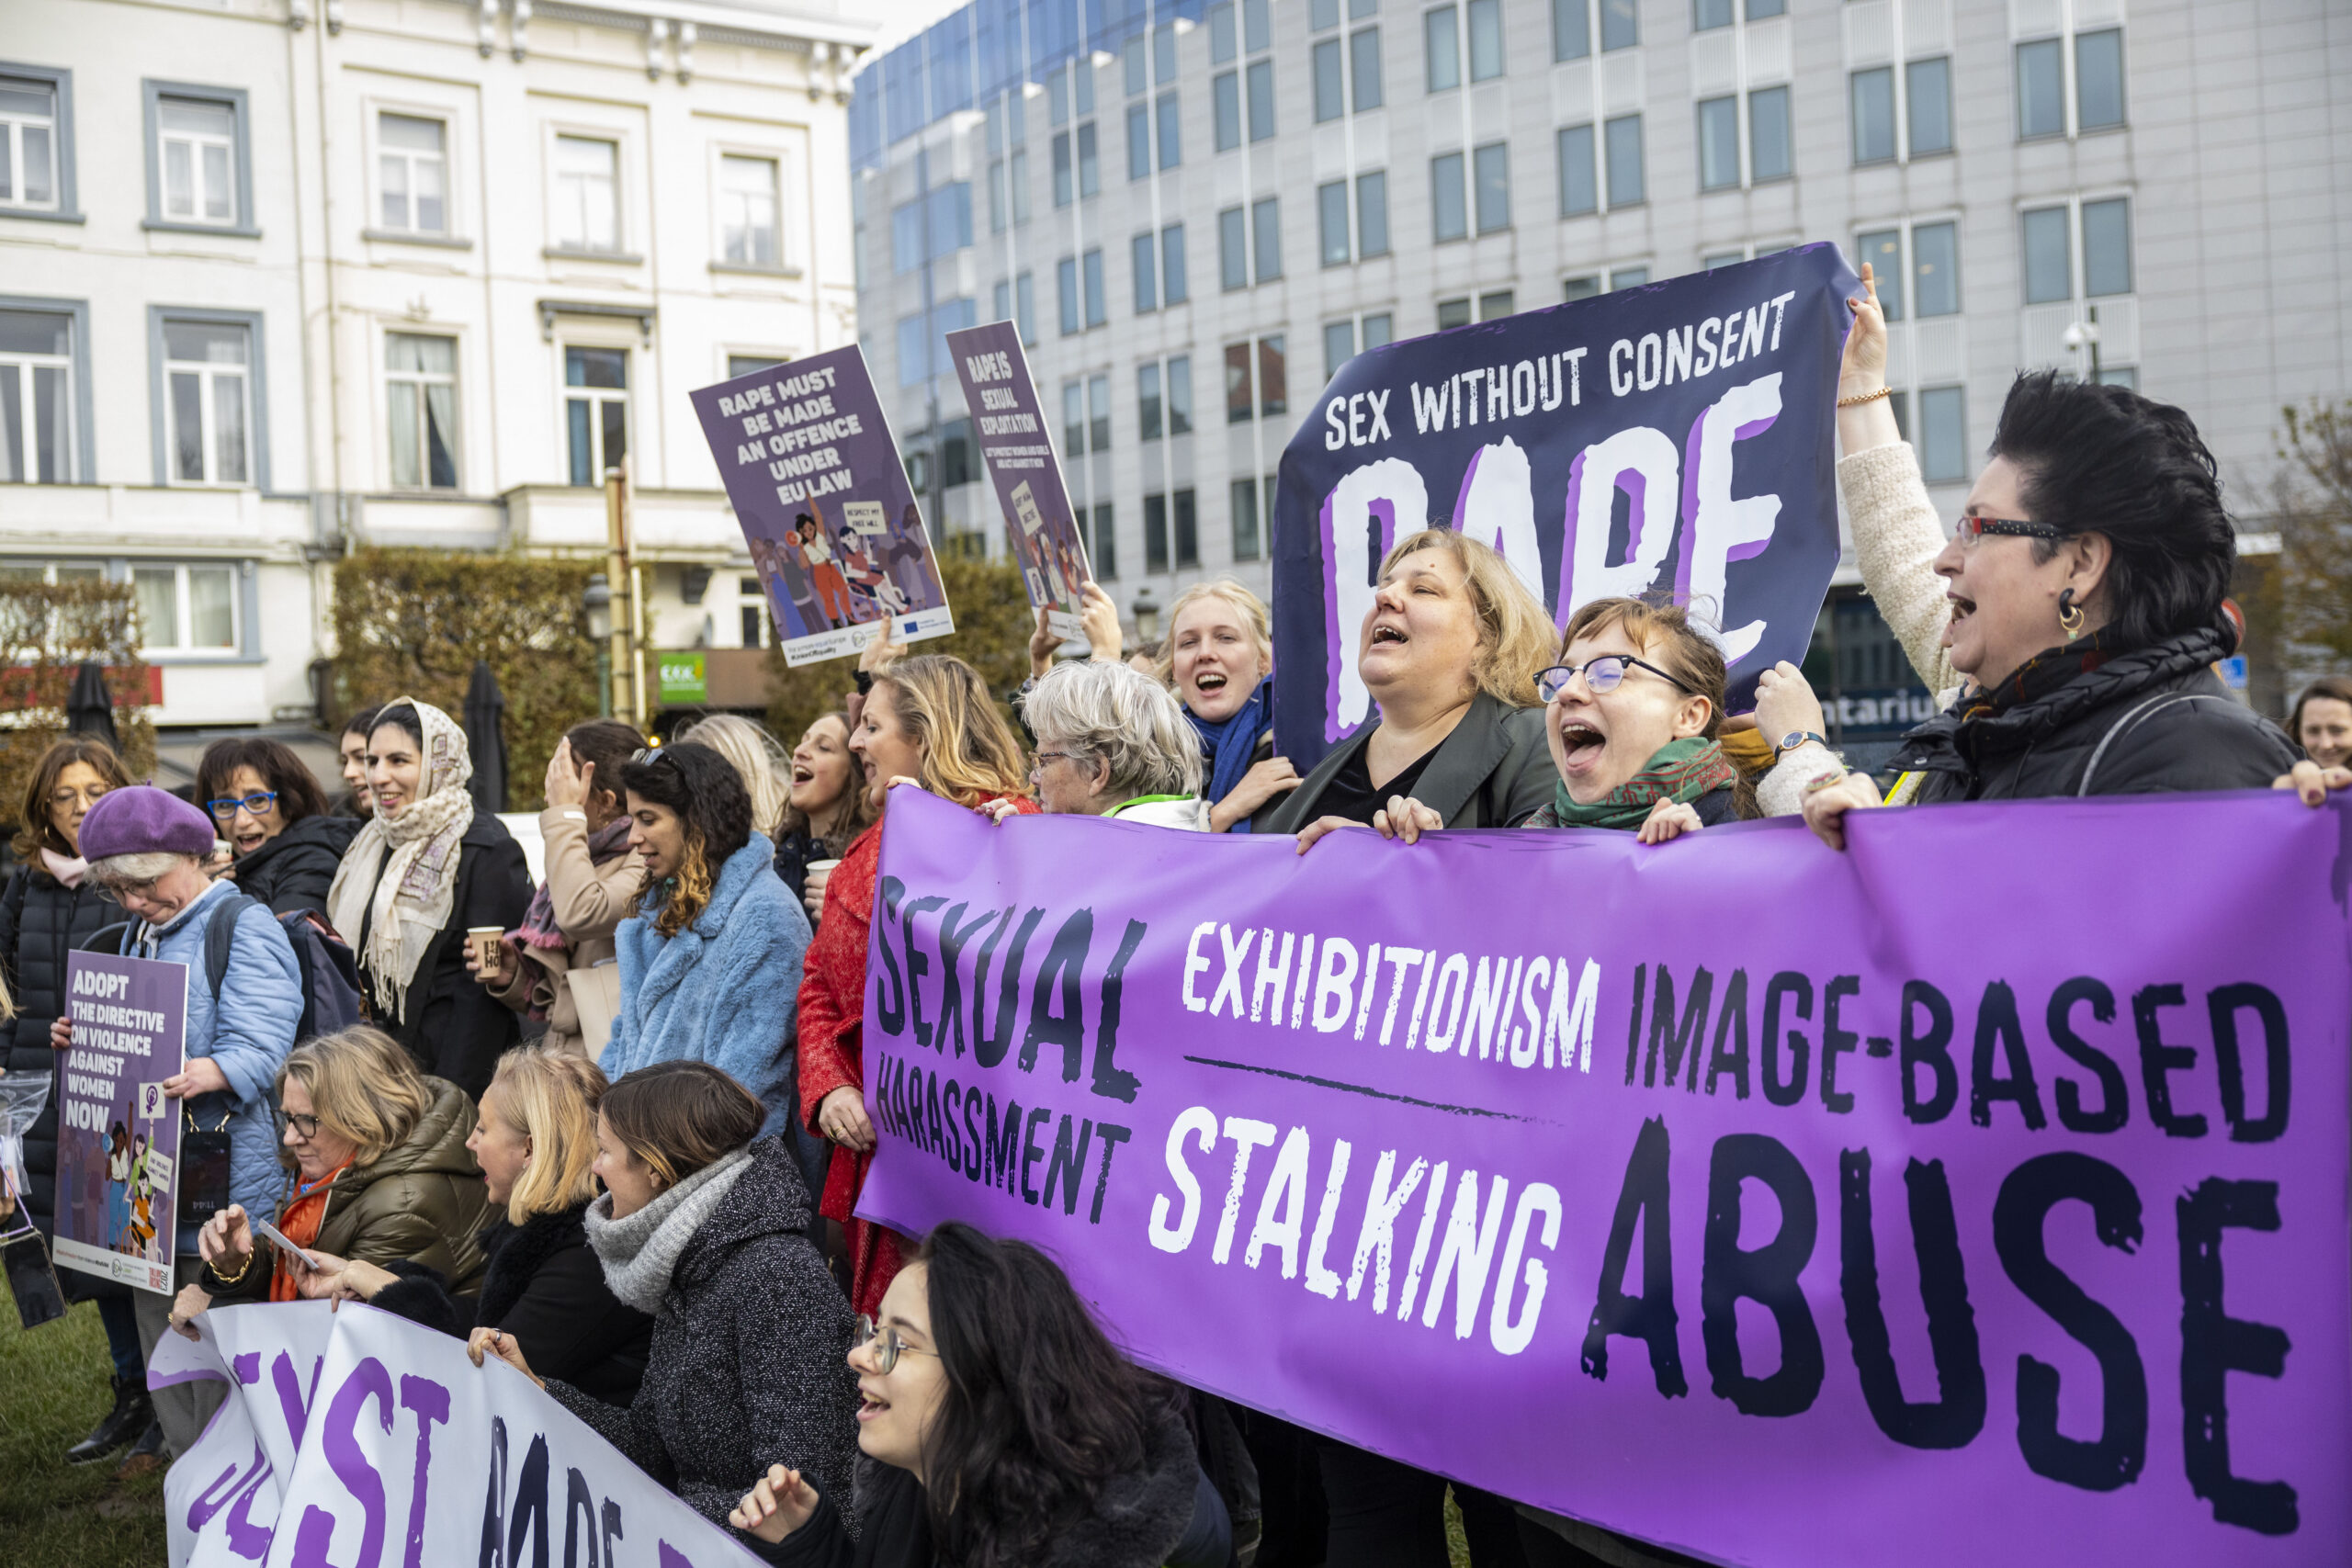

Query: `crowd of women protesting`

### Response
(4, 269, 2349, 1567)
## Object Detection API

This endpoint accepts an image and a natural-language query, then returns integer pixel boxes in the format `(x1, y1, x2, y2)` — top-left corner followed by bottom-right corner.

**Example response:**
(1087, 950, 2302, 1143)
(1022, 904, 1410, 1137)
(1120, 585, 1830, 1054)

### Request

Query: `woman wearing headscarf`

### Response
(327, 698, 533, 1097)
(797, 653, 1036, 1316)
(471, 719, 647, 1059)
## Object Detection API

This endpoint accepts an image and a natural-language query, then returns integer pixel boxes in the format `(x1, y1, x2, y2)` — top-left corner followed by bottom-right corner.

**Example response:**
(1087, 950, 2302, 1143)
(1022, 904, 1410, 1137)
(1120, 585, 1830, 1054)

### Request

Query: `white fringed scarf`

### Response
(325, 696, 476, 1020)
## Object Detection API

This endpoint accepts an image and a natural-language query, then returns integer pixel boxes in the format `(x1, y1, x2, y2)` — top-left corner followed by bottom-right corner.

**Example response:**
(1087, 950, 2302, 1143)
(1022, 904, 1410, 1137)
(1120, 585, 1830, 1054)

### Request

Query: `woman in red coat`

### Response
(797, 651, 1038, 1314)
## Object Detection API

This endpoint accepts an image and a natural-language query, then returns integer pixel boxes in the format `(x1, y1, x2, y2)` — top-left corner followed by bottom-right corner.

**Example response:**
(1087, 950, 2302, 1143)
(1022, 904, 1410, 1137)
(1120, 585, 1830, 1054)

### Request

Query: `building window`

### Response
(1087, 374, 1111, 452)
(1704, 251, 1745, 270)
(1749, 87, 1791, 182)
(1917, 386, 1966, 484)
(2020, 207, 2072, 304)
(1363, 312, 1393, 350)
(1319, 181, 1351, 265)
(1913, 220, 1959, 316)
(1054, 131, 1073, 206)
(164, 319, 252, 486)
(1352, 29, 1385, 111)
(1259, 337, 1287, 420)
(1168, 355, 1193, 434)
(1252, 197, 1283, 281)
(1133, 232, 1159, 311)
(1473, 142, 1510, 231)
(1058, 257, 1080, 333)
(1554, 0, 1589, 61)
(1139, 362, 1162, 440)
(1010, 149, 1031, 222)
(1695, 0, 1733, 30)
(1220, 207, 1248, 289)
(892, 200, 923, 273)
(1324, 319, 1356, 382)
(1247, 62, 1276, 141)
(564, 345, 627, 486)
(1426, 6, 1459, 93)
(1357, 171, 1389, 256)
(741, 575, 769, 648)
(989, 158, 1007, 231)
(1564, 274, 1600, 301)
(1611, 265, 1648, 290)
(1215, 72, 1242, 151)
(1015, 273, 1035, 344)
(552, 134, 620, 252)
(1212, 1, 1237, 63)
(0, 71, 65, 214)
(1078, 122, 1100, 197)
(1231, 478, 1262, 562)
(718, 153, 780, 266)
(134, 563, 237, 653)
(154, 91, 242, 228)
(1431, 151, 1466, 241)
(1158, 93, 1182, 169)
(1083, 247, 1106, 326)
(1173, 488, 1199, 570)
(1466, 0, 1503, 80)
(386, 333, 458, 491)
(1091, 502, 1118, 581)
(1315, 40, 1346, 123)
(1437, 297, 1472, 330)
(2016, 39, 2064, 140)
(0, 307, 74, 484)
(1698, 96, 1739, 190)
(1600, 0, 1637, 51)
(1063, 380, 1087, 457)
(1145, 493, 1170, 572)
(1908, 59, 1952, 155)
(1850, 69, 1894, 165)
(2082, 197, 2132, 297)
(729, 355, 786, 378)
(379, 113, 448, 234)
(1128, 102, 1152, 179)
(1604, 114, 1644, 206)
(1162, 224, 1189, 303)
(1225, 343, 1253, 424)
(1558, 124, 1597, 215)
(2076, 29, 2126, 131)
(1478, 289, 1514, 321)
(1856, 229, 1905, 319)
(1245, 0, 1272, 52)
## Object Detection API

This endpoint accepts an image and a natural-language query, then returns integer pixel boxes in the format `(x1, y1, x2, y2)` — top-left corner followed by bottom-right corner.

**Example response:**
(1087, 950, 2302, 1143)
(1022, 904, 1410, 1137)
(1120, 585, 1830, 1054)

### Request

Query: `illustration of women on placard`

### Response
(888, 502, 942, 611)
(127, 1132, 157, 1259)
(105, 1122, 132, 1253)
(796, 511, 857, 629)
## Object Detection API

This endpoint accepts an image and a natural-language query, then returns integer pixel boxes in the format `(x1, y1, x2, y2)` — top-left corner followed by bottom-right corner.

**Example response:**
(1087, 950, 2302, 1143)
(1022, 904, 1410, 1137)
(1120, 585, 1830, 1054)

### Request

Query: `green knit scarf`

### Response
(1549, 738, 1738, 831)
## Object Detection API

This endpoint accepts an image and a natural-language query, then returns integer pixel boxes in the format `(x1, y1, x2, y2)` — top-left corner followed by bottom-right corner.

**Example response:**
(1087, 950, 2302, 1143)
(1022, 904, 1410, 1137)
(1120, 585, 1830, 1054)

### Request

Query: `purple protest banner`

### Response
(693, 346, 955, 667)
(55, 950, 187, 1294)
(855, 787, 2349, 1568)
(943, 321, 1094, 638)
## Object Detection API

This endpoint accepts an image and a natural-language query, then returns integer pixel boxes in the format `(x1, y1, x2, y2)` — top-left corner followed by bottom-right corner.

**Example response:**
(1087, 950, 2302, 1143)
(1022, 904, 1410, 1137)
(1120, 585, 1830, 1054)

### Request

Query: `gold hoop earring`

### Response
(2057, 589, 2086, 640)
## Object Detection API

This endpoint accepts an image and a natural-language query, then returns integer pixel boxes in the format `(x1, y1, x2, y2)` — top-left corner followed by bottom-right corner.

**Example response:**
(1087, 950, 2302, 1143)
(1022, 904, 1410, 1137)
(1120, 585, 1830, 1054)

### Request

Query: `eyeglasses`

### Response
(49, 784, 108, 810)
(274, 1109, 322, 1141)
(206, 791, 279, 820)
(93, 879, 157, 908)
(1534, 656, 1695, 703)
(1029, 749, 1087, 779)
(1953, 514, 2068, 547)
(853, 1314, 938, 1376)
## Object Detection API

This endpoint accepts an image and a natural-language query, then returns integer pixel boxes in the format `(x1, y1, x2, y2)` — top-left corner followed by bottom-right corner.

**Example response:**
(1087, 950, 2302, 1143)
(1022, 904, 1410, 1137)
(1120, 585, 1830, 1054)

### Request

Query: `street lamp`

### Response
(1131, 585, 1160, 643)
(2063, 308, 2103, 383)
(583, 573, 614, 717)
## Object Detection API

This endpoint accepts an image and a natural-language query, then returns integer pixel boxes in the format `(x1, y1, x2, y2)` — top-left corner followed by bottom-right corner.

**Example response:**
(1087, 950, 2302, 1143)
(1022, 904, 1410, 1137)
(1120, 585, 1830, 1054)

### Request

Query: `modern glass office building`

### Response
(850, 0, 2342, 750)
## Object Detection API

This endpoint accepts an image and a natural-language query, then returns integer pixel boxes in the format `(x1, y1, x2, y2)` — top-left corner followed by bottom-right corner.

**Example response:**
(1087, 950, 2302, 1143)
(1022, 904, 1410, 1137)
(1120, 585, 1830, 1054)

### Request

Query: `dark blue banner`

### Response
(1272, 244, 1860, 770)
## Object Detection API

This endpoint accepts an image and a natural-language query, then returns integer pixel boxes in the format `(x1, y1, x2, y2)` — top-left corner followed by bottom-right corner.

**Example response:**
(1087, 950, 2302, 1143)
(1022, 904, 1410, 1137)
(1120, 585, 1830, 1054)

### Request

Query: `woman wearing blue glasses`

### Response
(195, 737, 357, 922)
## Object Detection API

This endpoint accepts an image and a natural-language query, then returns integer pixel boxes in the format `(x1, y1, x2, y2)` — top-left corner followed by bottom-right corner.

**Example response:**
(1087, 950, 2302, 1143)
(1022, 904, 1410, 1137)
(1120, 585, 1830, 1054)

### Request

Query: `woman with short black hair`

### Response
(730, 1221, 1227, 1568)
(599, 744, 810, 1136)
(1804, 269, 2297, 844)
(196, 736, 356, 921)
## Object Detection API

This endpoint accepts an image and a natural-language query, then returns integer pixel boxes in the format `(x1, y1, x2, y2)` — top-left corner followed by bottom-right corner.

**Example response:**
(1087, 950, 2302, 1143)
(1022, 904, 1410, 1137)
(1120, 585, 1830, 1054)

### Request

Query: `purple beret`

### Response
(78, 786, 216, 863)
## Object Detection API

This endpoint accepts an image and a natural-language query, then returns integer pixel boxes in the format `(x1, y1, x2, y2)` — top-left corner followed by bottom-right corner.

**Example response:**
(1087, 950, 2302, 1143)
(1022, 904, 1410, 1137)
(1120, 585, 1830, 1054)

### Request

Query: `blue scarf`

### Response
(1186, 678, 1276, 832)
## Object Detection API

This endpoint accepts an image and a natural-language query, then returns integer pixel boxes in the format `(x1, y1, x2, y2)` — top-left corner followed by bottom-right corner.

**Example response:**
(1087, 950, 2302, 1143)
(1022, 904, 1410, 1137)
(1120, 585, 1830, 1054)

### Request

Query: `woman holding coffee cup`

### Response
(768, 712, 872, 926)
(327, 698, 533, 1099)
(467, 719, 650, 1059)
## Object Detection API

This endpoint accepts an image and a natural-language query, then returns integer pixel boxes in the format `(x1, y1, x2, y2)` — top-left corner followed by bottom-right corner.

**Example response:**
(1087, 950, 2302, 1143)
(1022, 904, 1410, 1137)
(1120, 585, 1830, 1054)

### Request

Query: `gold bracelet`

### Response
(211, 1249, 254, 1287)
(1837, 386, 1893, 408)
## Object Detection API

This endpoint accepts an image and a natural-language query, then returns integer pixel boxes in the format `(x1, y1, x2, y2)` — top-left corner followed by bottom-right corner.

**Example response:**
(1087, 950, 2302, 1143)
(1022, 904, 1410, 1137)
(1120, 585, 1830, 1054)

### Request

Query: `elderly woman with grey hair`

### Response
(1004, 660, 1210, 829)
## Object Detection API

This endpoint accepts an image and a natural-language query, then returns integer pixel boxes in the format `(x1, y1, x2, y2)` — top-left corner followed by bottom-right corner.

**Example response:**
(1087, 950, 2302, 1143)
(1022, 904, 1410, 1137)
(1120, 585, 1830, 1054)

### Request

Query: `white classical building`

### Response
(1, 0, 871, 759)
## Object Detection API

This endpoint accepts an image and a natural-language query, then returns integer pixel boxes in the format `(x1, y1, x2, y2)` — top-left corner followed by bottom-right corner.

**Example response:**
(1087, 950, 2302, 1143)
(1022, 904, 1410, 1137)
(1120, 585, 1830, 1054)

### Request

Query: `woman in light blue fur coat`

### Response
(602, 744, 810, 1138)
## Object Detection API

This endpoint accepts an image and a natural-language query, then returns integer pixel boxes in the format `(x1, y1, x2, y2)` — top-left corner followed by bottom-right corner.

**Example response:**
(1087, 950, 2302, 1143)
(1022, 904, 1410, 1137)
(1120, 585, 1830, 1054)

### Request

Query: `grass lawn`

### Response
(0, 1300, 166, 1565)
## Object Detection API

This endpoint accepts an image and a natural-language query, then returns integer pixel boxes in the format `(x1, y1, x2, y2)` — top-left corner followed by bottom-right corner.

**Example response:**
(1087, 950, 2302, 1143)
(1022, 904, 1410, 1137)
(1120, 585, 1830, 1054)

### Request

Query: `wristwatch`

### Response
(1776, 730, 1830, 756)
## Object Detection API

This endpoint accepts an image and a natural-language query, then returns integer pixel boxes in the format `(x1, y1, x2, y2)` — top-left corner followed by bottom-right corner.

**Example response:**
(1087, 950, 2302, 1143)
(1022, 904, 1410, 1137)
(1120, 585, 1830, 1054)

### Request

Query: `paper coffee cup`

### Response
(806, 858, 841, 875)
(467, 927, 505, 970)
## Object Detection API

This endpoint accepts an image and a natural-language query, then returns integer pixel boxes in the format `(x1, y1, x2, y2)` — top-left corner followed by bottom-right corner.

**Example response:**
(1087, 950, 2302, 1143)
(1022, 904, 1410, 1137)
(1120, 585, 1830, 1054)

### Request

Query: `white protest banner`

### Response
(159, 1302, 768, 1568)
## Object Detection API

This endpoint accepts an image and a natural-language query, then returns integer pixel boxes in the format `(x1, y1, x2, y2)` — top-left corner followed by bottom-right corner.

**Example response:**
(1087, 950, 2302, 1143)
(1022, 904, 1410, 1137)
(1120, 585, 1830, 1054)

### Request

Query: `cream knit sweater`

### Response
(1838, 441, 1962, 702)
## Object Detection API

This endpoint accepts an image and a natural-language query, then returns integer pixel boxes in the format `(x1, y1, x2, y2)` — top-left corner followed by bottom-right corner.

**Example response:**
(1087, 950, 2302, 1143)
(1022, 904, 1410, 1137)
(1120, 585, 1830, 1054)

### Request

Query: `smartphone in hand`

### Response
(249, 1216, 322, 1272)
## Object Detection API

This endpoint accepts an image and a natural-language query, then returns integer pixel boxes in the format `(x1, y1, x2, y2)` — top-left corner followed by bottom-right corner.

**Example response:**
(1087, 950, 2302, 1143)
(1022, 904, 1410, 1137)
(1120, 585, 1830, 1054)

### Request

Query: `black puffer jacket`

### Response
(371, 1201, 654, 1406)
(754, 1404, 1216, 1568)
(231, 813, 360, 923)
(546, 1136, 859, 1529)
(0, 867, 118, 1250)
(1892, 624, 2298, 802)
(356, 813, 534, 1098)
